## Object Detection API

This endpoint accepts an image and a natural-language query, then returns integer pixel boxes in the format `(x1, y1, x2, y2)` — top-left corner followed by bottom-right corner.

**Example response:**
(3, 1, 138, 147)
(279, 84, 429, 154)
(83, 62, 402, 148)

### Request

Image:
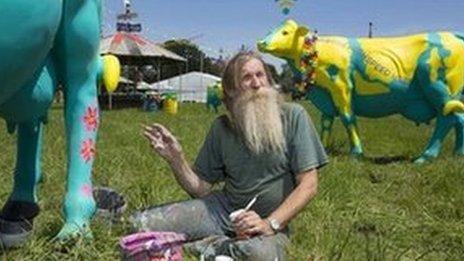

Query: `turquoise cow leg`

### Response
(0, 59, 56, 247)
(53, 0, 101, 240)
(417, 69, 464, 160)
(415, 115, 455, 163)
(421, 81, 454, 115)
(453, 113, 464, 155)
(56, 79, 99, 241)
(0, 121, 43, 248)
(11, 121, 44, 203)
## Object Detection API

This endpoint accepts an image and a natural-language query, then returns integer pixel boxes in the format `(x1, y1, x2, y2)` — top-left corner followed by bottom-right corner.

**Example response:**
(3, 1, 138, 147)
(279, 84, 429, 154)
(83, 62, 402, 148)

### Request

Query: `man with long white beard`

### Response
(132, 51, 328, 260)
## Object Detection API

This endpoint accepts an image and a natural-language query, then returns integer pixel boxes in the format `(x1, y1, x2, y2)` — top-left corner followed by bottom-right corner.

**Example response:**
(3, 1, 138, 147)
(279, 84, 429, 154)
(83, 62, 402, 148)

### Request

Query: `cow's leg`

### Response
(422, 79, 462, 116)
(10, 121, 43, 203)
(339, 113, 363, 156)
(55, 77, 99, 241)
(415, 115, 454, 163)
(306, 87, 338, 150)
(53, 0, 101, 241)
(453, 113, 464, 155)
(418, 69, 463, 161)
(320, 113, 334, 147)
(0, 121, 42, 248)
(0, 56, 58, 247)
(309, 71, 359, 155)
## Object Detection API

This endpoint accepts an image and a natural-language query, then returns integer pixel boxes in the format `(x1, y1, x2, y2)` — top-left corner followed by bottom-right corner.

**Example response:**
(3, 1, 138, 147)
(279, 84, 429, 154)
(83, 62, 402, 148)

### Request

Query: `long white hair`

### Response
(222, 52, 285, 154)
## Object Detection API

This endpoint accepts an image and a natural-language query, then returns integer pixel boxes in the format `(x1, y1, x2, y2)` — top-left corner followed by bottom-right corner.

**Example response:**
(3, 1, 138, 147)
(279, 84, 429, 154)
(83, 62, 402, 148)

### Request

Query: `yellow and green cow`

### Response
(258, 19, 464, 163)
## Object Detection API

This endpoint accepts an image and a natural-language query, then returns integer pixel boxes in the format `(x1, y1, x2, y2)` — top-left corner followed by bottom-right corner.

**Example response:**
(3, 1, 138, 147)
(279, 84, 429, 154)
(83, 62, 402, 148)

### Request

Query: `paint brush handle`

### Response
(244, 195, 258, 211)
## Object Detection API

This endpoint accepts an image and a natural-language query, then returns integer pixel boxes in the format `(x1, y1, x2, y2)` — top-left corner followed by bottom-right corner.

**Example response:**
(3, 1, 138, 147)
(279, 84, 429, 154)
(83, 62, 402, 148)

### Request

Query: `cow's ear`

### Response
(297, 26, 309, 37)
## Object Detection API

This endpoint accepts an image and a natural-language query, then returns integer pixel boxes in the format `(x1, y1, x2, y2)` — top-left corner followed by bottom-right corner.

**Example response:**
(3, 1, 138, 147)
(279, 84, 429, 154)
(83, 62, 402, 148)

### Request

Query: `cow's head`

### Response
(257, 19, 310, 61)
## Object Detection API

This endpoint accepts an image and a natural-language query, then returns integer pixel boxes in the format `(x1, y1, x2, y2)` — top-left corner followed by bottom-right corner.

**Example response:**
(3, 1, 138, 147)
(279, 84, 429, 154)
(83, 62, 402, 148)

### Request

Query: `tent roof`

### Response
(100, 32, 186, 62)
(119, 76, 133, 84)
(158, 71, 221, 83)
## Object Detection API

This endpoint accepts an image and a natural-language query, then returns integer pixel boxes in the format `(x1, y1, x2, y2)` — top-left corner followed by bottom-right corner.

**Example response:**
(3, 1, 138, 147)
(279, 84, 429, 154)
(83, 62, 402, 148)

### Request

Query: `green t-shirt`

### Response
(194, 103, 328, 217)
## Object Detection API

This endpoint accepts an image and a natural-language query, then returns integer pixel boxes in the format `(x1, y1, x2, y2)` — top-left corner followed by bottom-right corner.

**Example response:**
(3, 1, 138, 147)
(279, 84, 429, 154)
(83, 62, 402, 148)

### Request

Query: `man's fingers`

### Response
(236, 222, 261, 237)
(152, 124, 176, 141)
(144, 132, 168, 153)
(151, 123, 167, 132)
(144, 126, 162, 139)
(143, 131, 159, 142)
(143, 127, 157, 138)
(153, 143, 165, 151)
(144, 125, 154, 133)
(246, 226, 260, 235)
(234, 211, 259, 226)
(236, 211, 258, 222)
(144, 125, 158, 134)
(236, 216, 260, 230)
(243, 211, 259, 218)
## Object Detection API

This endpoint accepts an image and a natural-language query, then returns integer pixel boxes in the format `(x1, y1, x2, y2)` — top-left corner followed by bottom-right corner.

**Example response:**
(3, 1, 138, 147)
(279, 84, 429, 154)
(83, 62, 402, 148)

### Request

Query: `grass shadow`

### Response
(325, 140, 347, 156)
(363, 155, 410, 165)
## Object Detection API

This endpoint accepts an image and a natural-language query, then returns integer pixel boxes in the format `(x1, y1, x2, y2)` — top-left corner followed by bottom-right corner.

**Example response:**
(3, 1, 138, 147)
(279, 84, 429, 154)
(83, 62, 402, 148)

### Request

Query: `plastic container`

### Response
(163, 92, 178, 115)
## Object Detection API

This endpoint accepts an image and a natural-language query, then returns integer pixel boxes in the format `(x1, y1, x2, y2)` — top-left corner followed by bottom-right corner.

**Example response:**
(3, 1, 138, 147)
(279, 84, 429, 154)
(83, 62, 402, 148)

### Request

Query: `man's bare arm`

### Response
(143, 123, 212, 198)
(267, 168, 318, 228)
(168, 154, 212, 198)
(234, 168, 318, 236)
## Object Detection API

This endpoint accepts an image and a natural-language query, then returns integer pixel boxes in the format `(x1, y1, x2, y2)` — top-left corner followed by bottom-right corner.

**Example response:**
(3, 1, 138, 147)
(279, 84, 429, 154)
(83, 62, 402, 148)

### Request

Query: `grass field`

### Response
(0, 101, 463, 260)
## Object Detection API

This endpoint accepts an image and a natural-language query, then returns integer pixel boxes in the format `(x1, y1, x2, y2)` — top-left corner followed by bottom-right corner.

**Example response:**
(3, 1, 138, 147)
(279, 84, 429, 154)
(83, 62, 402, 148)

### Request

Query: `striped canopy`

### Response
(100, 32, 186, 63)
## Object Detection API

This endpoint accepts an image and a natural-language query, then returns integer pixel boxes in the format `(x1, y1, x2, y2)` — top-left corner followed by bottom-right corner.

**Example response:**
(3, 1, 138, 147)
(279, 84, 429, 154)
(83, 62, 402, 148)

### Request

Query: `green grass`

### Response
(1, 101, 463, 260)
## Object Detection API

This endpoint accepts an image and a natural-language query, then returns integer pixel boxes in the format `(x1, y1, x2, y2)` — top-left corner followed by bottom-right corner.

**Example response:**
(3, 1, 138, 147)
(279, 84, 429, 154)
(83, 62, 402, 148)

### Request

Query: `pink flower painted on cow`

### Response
(80, 139, 96, 163)
(81, 184, 93, 197)
(83, 106, 99, 132)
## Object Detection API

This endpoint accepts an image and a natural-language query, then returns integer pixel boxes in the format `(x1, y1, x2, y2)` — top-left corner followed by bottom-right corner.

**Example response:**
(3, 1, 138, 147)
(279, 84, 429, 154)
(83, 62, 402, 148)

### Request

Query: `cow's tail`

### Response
(443, 100, 464, 115)
(98, 55, 120, 93)
(460, 33, 464, 100)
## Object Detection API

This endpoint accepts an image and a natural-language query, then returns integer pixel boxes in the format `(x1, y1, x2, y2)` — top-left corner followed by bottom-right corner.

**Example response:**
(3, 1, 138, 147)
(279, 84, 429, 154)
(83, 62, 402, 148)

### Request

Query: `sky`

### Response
(102, 0, 464, 70)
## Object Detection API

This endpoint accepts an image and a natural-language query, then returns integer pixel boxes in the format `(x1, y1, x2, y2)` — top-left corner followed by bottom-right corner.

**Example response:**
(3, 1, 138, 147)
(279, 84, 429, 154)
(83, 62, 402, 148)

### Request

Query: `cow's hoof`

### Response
(349, 152, 364, 159)
(414, 157, 426, 164)
(413, 155, 434, 164)
(350, 146, 364, 157)
(54, 222, 93, 243)
(0, 201, 39, 248)
(0, 218, 33, 248)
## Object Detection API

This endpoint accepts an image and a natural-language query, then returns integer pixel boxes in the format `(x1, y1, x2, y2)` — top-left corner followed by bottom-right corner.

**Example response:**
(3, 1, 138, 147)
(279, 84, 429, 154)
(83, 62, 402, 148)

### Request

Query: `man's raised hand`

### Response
(143, 123, 183, 163)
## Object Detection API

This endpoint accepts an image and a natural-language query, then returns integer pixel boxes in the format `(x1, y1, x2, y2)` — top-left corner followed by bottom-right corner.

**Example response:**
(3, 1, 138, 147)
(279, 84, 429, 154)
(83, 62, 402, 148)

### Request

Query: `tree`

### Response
(265, 63, 279, 84)
(278, 63, 296, 94)
(162, 39, 224, 79)
(278, 63, 306, 100)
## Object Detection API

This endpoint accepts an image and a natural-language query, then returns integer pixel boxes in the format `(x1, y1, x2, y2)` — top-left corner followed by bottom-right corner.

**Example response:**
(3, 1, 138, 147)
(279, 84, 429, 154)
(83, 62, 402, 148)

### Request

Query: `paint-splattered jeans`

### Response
(130, 192, 289, 260)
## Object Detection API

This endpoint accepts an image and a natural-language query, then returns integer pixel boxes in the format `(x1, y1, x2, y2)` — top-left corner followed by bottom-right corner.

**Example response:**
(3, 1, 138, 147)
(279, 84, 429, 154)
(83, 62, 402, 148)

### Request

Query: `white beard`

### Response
(230, 87, 285, 154)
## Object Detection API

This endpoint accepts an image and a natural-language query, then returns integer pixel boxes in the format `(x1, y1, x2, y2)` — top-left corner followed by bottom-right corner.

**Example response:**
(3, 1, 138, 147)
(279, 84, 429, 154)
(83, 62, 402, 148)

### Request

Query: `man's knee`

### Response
(129, 206, 173, 232)
(128, 199, 222, 238)
(129, 210, 156, 232)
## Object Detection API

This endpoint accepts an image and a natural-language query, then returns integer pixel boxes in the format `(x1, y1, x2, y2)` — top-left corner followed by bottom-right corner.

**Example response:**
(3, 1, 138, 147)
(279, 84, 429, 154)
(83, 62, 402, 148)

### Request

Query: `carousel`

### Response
(99, 0, 186, 109)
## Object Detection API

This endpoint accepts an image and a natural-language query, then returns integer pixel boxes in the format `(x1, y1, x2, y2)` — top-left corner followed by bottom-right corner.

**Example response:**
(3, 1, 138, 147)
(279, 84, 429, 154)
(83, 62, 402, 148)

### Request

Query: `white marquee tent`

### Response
(144, 71, 221, 103)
